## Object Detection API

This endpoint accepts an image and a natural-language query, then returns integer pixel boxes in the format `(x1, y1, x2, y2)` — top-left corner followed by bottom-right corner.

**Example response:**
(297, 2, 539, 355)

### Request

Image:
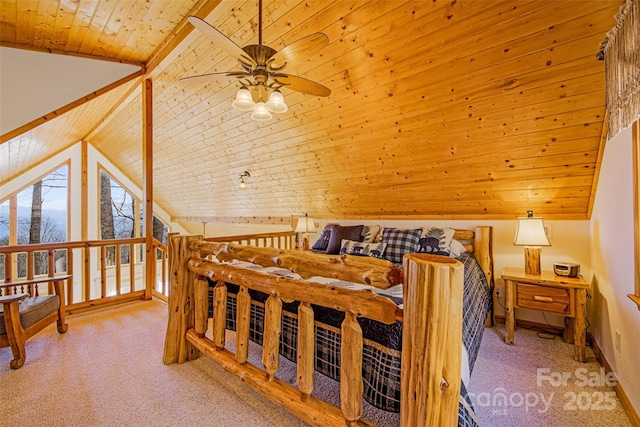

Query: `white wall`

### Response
(590, 124, 640, 414)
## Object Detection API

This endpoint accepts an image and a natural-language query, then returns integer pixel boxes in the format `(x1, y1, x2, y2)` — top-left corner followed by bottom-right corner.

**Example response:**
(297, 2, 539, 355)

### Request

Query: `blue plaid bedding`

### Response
(207, 252, 491, 426)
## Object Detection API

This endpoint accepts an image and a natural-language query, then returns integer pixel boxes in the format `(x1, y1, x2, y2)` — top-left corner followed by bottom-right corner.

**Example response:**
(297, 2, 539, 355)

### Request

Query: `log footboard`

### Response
(164, 235, 464, 426)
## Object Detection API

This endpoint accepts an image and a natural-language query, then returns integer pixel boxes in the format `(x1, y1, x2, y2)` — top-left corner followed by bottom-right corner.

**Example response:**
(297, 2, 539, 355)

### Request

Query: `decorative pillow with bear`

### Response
(339, 239, 387, 259)
(312, 223, 335, 251)
(417, 227, 455, 256)
(360, 225, 381, 243)
(381, 228, 423, 264)
(325, 224, 364, 254)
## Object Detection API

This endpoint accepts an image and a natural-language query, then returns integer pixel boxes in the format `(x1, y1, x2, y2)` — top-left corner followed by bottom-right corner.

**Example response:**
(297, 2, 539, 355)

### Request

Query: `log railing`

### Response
(0, 237, 169, 311)
(164, 235, 464, 426)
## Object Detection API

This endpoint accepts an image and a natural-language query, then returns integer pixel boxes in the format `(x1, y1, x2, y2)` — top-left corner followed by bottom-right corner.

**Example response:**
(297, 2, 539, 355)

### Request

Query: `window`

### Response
(153, 215, 169, 260)
(99, 169, 137, 265)
(1, 165, 69, 278)
(0, 200, 8, 280)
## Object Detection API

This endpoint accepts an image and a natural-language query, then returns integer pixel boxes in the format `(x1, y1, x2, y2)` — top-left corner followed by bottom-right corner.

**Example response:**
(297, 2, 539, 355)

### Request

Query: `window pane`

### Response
(100, 170, 135, 240)
(0, 200, 7, 281)
(0, 200, 8, 246)
(11, 166, 69, 276)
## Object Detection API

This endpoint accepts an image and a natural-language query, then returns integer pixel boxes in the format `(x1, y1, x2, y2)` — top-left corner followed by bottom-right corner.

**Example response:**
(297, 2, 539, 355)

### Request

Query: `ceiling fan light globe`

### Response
(265, 90, 288, 113)
(232, 88, 255, 111)
(251, 102, 272, 121)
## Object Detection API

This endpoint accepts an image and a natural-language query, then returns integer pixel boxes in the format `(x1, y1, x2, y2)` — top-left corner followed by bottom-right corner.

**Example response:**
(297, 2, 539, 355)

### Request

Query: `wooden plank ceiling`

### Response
(0, 0, 623, 222)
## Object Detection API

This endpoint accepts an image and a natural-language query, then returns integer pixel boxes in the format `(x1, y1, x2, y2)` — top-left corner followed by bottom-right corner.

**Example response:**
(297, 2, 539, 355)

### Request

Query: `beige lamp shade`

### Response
(513, 216, 550, 246)
(295, 216, 315, 251)
(295, 216, 316, 233)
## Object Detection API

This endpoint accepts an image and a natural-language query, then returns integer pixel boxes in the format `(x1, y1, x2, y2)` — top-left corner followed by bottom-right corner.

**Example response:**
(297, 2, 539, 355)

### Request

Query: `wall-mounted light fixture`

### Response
(239, 171, 250, 190)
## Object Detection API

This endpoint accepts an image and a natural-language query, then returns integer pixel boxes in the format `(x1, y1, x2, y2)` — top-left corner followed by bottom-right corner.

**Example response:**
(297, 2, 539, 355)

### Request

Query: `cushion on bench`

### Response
(0, 295, 60, 335)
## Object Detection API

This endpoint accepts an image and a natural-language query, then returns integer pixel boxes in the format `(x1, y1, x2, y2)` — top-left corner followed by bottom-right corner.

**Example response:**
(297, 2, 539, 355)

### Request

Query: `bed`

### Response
(163, 226, 493, 427)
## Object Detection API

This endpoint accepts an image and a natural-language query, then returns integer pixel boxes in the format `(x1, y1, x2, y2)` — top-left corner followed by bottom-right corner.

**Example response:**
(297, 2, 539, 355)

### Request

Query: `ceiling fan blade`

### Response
(274, 73, 331, 97)
(180, 71, 251, 84)
(187, 16, 257, 69)
(269, 33, 329, 71)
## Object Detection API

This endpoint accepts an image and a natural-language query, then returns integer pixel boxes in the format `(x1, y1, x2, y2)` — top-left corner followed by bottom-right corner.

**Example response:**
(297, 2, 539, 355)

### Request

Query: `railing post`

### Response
(67, 249, 74, 305)
(83, 245, 91, 301)
(100, 245, 107, 298)
(115, 245, 122, 295)
(129, 243, 135, 292)
(163, 234, 202, 365)
(400, 254, 463, 427)
(48, 249, 55, 294)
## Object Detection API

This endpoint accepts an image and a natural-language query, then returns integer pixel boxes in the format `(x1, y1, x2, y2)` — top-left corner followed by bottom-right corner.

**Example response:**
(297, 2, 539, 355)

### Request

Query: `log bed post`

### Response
(473, 226, 494, 326)
(163, 234, 202, 365)
(401, 253, 464, 427)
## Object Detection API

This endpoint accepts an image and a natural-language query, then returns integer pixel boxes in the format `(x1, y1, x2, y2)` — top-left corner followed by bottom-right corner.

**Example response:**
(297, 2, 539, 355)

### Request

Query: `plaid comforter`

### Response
(207, 252, 491, 427)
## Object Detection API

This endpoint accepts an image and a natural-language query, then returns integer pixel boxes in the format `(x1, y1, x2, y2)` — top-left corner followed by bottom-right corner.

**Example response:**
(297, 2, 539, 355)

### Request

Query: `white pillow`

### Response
(449, 239, 467, 258)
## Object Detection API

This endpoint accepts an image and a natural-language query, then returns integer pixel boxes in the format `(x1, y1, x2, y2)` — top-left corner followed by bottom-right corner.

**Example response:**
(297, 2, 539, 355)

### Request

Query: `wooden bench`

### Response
(0, 275, 71, 369)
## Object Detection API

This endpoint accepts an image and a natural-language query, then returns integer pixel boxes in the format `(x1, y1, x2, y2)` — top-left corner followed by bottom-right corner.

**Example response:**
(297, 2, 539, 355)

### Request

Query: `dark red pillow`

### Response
(325, 224, 364, 254)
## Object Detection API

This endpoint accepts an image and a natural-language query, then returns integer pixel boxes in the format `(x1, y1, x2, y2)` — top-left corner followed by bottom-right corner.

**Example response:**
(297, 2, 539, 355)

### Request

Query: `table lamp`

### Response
(295, 215, 316, 250)
(513, 210, 551, 275)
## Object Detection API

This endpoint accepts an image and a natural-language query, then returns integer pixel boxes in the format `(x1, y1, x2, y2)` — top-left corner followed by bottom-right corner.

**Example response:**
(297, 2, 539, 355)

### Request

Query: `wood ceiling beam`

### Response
(171, 216, 292, 226)
(0, 42, 144, 67)
(79, 0, 226, 146)
(143, 78, 154, 301)
(586, 111, 610, 219)
(144, 0, 224, 76)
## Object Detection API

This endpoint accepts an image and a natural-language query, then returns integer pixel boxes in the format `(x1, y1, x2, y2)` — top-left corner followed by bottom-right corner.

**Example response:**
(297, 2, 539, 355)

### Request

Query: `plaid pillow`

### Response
(381, 228, 422, 264)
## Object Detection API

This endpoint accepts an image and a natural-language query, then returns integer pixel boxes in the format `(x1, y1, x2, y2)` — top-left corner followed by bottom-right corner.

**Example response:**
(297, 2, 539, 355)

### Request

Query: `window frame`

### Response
(630, 119, 640, 310)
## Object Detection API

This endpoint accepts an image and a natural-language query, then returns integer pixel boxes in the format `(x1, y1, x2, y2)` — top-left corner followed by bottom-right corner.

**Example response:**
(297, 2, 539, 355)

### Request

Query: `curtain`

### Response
(597, 0, 639, 140)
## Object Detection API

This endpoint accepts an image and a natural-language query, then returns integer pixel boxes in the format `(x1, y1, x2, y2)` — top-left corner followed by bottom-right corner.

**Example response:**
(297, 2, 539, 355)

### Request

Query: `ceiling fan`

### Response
(181, 0, 331, 120)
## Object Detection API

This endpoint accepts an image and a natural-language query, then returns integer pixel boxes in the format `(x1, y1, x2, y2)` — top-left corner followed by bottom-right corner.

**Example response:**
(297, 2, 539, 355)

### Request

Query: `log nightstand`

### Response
(501, 267, 590, 362)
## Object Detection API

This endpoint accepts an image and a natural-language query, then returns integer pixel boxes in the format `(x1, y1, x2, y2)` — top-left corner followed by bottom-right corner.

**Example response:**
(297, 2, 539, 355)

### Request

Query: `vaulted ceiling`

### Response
(0, 0, 623, 225)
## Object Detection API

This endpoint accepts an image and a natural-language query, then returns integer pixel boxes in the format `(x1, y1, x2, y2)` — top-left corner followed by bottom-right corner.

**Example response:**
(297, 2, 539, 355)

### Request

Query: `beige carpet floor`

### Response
(0, 299, 634, 426)
(468, 325, 632, 426)
(0, 300, 306, 427)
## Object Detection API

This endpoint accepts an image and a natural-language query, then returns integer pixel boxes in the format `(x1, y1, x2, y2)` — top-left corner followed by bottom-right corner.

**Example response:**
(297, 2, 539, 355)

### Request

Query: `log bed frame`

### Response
(163, 226, 493, 426)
